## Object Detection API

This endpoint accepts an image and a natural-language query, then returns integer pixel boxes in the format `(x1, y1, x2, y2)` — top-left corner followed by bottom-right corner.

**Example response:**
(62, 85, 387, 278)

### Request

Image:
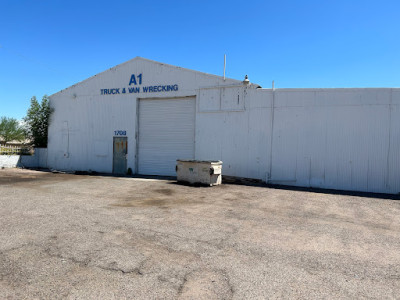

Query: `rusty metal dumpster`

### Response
(176, 160, 222, 186)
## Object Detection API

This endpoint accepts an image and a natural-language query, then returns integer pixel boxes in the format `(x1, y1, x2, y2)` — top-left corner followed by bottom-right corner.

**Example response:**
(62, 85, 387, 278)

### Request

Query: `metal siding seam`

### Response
(385, 89, 393, 190)
(268, 89, 275, 182)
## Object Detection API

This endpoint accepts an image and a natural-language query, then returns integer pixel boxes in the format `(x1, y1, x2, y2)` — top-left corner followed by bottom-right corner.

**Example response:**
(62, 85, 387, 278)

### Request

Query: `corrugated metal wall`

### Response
(48, 58, 400, 194)
(47, 58, 240, 174)
(196, 87, 400, 194)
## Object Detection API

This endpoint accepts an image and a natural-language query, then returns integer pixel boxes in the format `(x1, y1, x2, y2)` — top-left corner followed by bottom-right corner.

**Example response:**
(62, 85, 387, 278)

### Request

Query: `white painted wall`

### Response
(195, 87, 272, 180)
(0, 148, 47, 169)
(0, 155, 20, 168)
(270, 89, 400, 194)
(48, 57, 400, 194)
(48, 57, 240, 173)
(195, 87, 400, 194)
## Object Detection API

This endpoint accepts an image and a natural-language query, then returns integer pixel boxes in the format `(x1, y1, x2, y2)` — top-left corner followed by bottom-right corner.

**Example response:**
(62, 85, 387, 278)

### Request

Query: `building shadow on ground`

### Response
(21, 168, 400, 201)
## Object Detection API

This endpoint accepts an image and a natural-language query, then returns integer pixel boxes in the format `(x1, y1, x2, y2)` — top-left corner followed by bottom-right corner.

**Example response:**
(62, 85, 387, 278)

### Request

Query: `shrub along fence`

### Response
(0, 145, 33, 156)
(0, 147, 47, 169)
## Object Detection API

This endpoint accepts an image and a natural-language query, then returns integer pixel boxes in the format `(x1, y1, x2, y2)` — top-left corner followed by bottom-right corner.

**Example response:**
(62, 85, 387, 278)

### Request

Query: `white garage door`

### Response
(138, 97, 196, 176)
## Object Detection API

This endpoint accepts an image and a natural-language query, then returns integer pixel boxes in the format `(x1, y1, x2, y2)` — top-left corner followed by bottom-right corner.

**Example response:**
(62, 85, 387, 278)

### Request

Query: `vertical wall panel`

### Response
(270, 107, 298, 182)
(387, 91, 400, 193)
(195, 88, 271, 180)
(269, 89, 397, 194)
(247, 107, 271, 180)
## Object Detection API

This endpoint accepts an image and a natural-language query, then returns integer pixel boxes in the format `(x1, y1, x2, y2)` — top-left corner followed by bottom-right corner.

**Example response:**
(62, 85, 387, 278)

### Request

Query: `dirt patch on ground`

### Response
(154, 188, 175, 196)
(111, 197, 198, 208)
(0, 169, 77, 186)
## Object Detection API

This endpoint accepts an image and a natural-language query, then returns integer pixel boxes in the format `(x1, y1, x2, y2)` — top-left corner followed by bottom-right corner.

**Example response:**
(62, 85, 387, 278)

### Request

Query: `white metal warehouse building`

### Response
(48, 57, 400, 194)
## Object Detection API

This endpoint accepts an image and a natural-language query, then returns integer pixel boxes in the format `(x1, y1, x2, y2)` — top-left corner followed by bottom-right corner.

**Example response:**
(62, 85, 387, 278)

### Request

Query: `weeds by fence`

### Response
(0, 145, 33, 155)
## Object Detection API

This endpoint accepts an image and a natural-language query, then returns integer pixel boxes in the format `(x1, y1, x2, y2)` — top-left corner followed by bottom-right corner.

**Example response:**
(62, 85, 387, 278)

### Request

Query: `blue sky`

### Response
(1, 0, 399, 119)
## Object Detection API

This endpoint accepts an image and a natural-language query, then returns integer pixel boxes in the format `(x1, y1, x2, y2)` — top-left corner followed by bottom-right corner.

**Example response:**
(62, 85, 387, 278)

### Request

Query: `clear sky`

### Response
(1, 0, 399, 119)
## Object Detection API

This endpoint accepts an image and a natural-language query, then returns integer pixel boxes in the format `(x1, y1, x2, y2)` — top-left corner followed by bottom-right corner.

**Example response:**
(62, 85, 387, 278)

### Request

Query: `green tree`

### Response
(24, 95, 52, 147)
(0, 117, 26, 144)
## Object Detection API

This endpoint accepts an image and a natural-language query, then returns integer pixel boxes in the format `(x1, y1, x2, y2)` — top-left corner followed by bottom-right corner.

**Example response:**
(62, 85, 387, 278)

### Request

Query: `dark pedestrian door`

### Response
(113, 137, 127, 174)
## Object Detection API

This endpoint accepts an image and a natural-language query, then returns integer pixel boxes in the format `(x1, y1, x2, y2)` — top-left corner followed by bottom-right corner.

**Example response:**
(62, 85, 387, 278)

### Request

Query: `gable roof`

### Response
(50, 57, 244, 97)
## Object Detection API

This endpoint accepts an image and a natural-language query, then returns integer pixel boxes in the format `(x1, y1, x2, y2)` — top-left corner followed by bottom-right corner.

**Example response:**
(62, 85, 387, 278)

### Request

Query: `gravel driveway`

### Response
(0, 168, 399, 299)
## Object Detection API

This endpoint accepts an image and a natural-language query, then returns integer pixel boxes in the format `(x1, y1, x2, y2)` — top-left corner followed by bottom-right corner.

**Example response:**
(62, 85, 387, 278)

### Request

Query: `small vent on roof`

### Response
(243, 75, 250, 85)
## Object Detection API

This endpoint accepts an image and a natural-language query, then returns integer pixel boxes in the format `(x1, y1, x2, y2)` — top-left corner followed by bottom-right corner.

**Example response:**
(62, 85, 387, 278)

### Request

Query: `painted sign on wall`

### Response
(101, 74, 179, 95)
(114, 130, 126, 136)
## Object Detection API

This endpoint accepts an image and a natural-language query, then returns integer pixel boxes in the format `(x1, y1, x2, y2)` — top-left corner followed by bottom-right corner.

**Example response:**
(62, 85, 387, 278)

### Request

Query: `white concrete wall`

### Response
(0, 155, 20, 168)
(0, 148, 48, 169)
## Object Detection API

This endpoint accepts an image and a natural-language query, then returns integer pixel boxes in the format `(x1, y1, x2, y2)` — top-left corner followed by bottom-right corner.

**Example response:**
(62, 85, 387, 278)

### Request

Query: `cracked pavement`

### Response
(0, 168, 399, 299)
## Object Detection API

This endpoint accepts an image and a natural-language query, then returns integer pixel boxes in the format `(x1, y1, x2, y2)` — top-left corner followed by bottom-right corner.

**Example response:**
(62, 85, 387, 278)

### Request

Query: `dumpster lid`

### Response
(177, 159, 223, 164)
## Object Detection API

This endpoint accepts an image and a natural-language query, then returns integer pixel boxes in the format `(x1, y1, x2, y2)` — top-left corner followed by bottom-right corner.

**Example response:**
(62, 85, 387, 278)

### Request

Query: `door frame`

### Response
(112, 136, 128, 174)
(135, 96, 196, 175)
